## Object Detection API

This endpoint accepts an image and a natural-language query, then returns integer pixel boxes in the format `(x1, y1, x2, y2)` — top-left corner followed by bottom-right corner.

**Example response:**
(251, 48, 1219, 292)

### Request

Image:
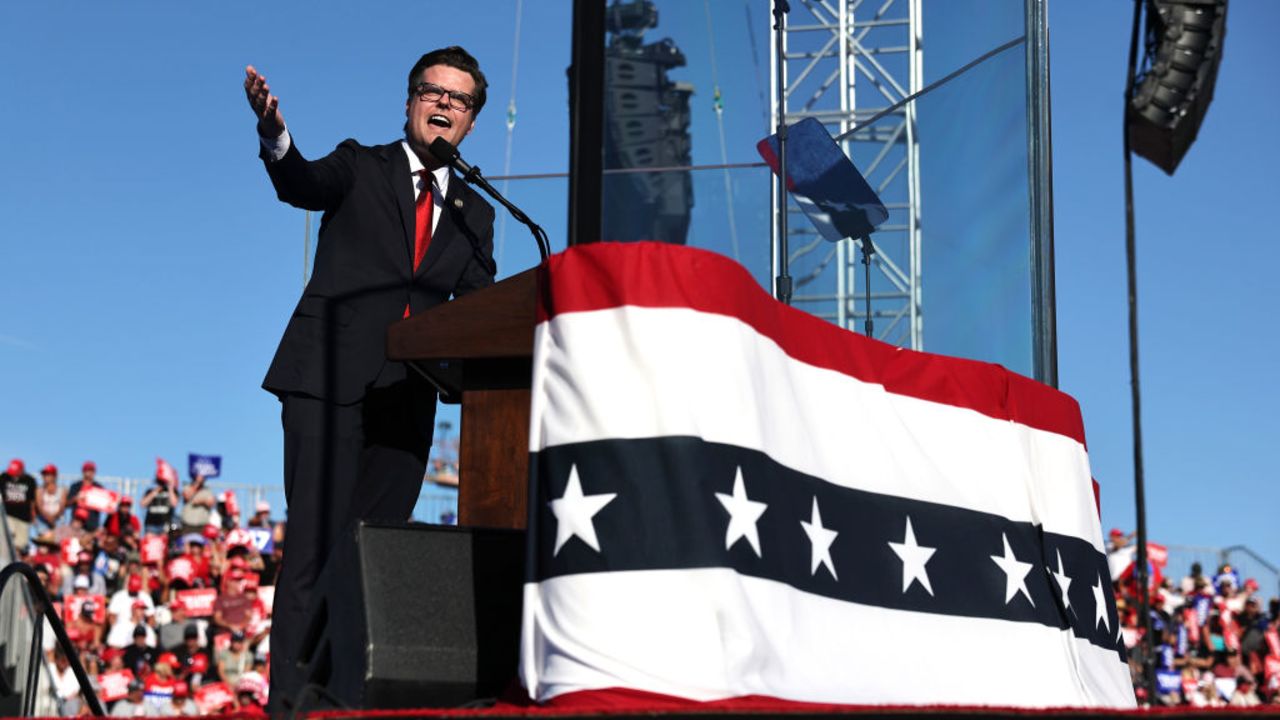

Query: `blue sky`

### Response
(1, 2, 1276, 575)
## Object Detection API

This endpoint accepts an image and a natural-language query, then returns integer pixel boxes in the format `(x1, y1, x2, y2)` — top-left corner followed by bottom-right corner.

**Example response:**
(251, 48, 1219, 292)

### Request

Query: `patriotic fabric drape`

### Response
(519, 242, 1135, 709)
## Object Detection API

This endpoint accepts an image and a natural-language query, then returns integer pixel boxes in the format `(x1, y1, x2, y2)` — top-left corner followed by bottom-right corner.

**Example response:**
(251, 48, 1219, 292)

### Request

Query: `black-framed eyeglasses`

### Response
(413, 82, 476, 112)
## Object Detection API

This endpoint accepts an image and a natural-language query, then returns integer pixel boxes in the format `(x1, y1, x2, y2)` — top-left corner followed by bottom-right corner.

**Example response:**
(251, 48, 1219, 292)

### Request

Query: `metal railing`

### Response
(0, 511, 100, 716)
(1164, 543, 1280, 599)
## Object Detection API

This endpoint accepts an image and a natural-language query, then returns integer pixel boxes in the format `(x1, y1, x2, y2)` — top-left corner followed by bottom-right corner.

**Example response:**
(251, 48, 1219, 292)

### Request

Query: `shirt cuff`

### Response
(259, 128, 292, 162)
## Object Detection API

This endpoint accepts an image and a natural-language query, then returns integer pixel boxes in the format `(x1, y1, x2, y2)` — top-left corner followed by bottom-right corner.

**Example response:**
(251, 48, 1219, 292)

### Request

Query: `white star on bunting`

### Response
(989, 532, 1035, 607)
(1092, 573, 1111, 632)
(715, 467, 768, 557)
(1050, 550, 1073, 615)
(800, 497, 839, 580)
(888, 516, 935, 595)
(549, 464, 617, 556)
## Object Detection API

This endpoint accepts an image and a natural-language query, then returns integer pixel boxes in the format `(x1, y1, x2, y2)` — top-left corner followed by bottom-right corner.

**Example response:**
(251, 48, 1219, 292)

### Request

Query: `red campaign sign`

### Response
(59, 537, 82, 565)
(78, 485, 119, 513)
(221, 490, 239, 518)
(63, 594, 107, 624)
(1147, 542, 1168, 567)
(97, 669, 136, 702)
(167, 556, 196, 584)
(1266, 656, 1280, 682)
(193, 682, 234, 714)
(176, 588, 218, 617)
(141, 534, 167, 565)
(212, 631, 231, 654)
(225, 528, 253, 548)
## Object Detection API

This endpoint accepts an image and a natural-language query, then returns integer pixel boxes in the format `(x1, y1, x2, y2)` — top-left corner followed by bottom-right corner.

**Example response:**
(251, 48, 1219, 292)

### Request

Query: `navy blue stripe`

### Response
(526, 436, 1125, 659)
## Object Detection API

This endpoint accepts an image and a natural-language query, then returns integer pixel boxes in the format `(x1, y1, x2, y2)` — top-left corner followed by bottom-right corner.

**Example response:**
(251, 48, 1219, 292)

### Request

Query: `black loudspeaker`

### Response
(1128, 0, 1228, 174)
(298, 522, 525, 709)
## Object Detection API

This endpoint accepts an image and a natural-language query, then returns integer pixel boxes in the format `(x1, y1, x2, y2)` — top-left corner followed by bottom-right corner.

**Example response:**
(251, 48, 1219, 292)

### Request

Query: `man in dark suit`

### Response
(243, 46, 496, 709)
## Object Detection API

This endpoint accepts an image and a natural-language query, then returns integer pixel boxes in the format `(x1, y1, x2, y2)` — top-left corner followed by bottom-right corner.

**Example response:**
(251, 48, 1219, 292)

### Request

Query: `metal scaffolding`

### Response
(770, 0, 923, 349)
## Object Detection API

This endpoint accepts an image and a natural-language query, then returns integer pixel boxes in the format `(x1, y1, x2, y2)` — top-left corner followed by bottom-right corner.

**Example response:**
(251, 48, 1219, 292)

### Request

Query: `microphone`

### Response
(429, 138, 550, 261)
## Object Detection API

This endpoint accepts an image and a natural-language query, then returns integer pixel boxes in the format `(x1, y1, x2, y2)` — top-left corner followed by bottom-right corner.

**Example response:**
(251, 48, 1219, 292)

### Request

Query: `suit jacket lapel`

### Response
(380, 143, 415, 266)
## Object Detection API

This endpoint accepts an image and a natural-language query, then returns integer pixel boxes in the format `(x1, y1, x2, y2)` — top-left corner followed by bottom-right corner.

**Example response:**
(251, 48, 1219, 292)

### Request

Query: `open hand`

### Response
(244, 65, 285, 138)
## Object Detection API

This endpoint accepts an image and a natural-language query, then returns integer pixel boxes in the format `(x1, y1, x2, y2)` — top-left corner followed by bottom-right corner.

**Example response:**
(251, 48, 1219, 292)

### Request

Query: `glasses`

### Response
(413, 82, 476, 112)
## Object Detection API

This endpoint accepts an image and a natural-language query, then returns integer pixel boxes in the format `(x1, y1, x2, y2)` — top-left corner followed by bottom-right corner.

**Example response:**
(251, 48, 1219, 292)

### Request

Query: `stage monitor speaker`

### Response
(298, 521, 525, 710)
(1128, 0, 1228, 174)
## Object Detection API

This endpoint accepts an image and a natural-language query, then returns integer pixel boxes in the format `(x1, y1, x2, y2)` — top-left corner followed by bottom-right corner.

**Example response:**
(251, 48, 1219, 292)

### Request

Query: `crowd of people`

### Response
(3, 458, 284, 716)
(1110, 529, 1280, 707)
(7, 455, 1280, 713)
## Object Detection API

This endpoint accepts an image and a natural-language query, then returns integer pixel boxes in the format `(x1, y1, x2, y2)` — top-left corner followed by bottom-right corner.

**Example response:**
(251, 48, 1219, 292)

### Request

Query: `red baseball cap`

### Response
(73, 507, 90, 521)
(202, 524, 221, 540)
(131, 598, 147, 610)
(1109, 528, 1124, 537)
(173, 681, 190, 698)
(6, 459, 23, 475)
(76, 550, 92, 563)
(41, 464, 58, 476)
(82, 460, 96, 472)
(127, 575, 143, 592)
(120, 496, 133, 506)
(156, 652, 179, 668)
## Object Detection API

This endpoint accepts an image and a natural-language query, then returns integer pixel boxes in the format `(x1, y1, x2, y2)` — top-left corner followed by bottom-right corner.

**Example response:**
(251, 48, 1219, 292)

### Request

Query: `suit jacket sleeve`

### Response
(260, 138, 359, 212)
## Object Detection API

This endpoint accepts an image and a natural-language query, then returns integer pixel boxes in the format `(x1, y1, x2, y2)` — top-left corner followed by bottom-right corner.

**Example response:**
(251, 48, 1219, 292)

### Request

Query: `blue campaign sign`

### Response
(246, 528, 274, 553)
(188, 453, 222, 479)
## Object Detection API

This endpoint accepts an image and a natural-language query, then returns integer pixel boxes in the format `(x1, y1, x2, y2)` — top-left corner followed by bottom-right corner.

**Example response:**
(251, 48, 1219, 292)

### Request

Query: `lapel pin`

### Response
(453, 198, 464, 210)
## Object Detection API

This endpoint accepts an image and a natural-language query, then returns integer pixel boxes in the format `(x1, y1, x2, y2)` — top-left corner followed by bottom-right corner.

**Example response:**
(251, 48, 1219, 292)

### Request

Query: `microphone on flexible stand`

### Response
(429, 138, 550, 261)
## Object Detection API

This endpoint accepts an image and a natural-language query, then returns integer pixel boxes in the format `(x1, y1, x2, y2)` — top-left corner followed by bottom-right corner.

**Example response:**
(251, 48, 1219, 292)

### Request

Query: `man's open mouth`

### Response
(428, 114, 452, 129)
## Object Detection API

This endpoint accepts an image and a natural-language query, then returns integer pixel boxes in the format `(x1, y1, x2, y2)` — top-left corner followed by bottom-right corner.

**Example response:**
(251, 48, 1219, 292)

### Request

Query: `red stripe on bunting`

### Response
(535, 242, 1087, 447)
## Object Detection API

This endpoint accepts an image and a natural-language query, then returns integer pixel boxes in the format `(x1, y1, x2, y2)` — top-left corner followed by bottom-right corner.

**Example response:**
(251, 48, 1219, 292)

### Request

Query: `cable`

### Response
(496, 0, 524, 271)
(705, 0, 742, 262)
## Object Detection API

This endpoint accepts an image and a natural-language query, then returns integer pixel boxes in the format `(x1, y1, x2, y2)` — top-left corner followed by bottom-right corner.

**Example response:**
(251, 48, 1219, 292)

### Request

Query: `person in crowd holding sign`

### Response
(67, 460, 103, 530)
(2, 458, 37, 553)
(179, 474, 216, 534)
(36, 463, 66, 530)
(141, 470, 179, 535)
(243, 46, 497, 707)
(104, 496, 141, 539)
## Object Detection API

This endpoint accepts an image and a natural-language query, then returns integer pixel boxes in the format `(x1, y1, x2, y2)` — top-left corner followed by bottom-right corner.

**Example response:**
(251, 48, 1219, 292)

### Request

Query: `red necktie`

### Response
(404, 171, 434, 318)
(414, 170, 434, 271)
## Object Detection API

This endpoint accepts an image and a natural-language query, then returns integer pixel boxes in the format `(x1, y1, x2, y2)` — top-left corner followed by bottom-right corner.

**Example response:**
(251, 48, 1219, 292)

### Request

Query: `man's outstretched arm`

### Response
(244, 65, 285, 140)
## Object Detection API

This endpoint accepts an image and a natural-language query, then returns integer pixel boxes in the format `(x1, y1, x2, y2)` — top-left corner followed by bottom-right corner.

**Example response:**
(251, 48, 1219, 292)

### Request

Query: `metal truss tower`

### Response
(770, 0, 923, 349)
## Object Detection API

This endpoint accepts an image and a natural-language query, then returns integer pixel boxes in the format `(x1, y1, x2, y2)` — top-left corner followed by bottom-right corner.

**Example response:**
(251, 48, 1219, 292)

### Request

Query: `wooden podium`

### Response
(386, 269, 538, 530)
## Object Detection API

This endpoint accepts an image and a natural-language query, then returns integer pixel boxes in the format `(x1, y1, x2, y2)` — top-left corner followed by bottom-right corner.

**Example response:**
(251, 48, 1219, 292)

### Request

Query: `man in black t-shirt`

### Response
(2, 458, 37, 553)
(141, 475, 179, 535)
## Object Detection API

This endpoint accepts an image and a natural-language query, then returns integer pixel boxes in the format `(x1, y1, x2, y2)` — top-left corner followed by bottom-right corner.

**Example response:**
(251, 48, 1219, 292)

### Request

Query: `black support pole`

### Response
(1123, 0, 1154, 704)
(568, 0, 605, 247)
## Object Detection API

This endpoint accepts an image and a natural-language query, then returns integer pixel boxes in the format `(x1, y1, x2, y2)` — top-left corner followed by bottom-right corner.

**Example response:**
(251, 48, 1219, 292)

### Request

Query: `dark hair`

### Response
(407, 46, 487, 114)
